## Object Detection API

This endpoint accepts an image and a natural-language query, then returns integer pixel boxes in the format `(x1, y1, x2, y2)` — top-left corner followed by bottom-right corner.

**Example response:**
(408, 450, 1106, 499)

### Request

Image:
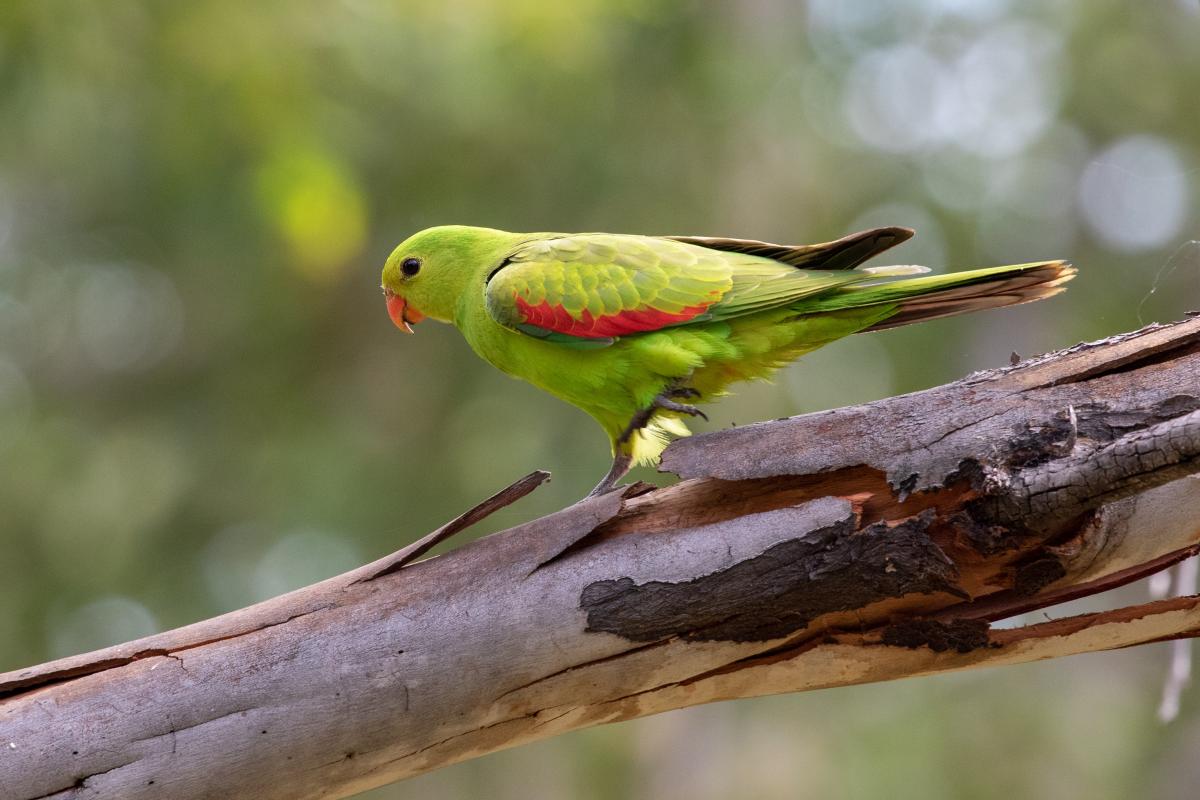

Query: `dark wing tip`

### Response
(880, 226, 916, 244)
(665, 225, 918, 271)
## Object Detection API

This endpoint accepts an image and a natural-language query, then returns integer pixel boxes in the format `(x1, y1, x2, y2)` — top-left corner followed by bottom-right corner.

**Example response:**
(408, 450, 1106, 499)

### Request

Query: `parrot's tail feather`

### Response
(862, 261, 1075, 332)
(791, 260, 1074, 331)
(630, 415, 691, 466)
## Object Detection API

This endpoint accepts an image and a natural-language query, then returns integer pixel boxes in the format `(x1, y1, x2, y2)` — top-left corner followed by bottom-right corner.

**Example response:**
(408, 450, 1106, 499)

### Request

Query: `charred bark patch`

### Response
(989, 396, 1200, 481)
(580, 511, 963, 643)
(880, 618, 993, 653)
(1005, 395, 1200, 470)
(1072, 395, 1200, 441)
(1006, 417, 1077, 468)
(1013, 555, 1068, 596)
(950, 511, 1022, 557)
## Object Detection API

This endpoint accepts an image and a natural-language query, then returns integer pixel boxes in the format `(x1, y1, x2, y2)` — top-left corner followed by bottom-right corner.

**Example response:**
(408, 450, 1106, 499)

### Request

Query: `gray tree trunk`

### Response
(3, 317, 1200, 800)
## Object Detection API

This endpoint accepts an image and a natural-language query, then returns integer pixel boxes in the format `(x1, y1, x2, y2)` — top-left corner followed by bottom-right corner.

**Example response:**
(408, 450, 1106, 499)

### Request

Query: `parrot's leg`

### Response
(588, 452, 634, 498)
(587, 384, 705, 497)
(587, 406, 654, 496)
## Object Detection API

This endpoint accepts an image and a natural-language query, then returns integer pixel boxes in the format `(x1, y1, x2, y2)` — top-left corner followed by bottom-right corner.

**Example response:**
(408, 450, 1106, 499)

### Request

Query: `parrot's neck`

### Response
(449, 231, 531, 325)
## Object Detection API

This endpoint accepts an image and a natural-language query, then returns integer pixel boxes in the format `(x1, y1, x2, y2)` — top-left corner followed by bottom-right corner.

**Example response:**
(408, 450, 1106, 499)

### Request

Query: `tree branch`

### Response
(3, 318, 1200, 800)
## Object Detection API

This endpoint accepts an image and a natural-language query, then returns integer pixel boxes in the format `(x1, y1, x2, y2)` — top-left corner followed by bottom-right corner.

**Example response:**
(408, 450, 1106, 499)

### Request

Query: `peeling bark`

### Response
(2, 318, 1200, 800)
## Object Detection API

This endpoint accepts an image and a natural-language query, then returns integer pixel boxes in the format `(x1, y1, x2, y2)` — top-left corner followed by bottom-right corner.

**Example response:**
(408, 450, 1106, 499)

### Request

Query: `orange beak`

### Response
(384, 289, 424, 334)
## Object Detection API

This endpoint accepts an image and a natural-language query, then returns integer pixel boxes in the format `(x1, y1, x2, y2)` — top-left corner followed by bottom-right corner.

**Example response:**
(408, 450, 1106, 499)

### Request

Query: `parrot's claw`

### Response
(653, 395, 708, 421)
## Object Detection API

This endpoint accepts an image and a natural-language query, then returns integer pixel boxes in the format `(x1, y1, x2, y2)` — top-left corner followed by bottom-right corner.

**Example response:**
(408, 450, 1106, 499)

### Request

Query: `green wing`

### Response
(485, 233, 881, 346)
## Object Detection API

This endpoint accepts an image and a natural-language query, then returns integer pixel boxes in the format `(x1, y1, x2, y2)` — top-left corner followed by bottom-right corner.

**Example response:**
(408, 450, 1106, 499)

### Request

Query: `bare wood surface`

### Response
(3, 318, 1200, 800)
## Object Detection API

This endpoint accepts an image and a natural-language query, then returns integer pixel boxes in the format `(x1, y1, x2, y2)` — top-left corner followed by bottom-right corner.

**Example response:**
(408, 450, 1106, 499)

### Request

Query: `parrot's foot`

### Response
(652, 394, 708, 421)
(587, 453, 633, 498)
(590, 384, 706, 497)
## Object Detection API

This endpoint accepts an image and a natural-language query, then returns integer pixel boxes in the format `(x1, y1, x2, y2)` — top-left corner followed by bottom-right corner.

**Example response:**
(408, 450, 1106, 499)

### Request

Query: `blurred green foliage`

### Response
(1, 1, 1199, 797)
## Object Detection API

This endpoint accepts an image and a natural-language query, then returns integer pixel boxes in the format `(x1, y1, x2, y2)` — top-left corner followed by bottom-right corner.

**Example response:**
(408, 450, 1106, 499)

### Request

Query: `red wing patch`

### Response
(514, 295, 713, 338)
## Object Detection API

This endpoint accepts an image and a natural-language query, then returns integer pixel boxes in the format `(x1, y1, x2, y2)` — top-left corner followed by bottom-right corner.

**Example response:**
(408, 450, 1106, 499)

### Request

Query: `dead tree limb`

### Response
(4, 317, 1200, 800)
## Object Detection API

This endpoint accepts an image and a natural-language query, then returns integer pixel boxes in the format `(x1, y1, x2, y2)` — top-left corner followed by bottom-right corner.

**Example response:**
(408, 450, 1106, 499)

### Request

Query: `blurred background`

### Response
(2, 0, 1199, 797)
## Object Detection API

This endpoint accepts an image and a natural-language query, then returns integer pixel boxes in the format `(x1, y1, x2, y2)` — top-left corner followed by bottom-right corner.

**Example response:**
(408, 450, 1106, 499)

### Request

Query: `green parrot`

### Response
(381, 225, 1074, 495)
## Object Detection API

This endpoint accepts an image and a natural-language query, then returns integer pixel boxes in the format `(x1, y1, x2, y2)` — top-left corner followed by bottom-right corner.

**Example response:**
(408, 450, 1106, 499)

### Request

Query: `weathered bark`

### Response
(3, 317, 1200, 800)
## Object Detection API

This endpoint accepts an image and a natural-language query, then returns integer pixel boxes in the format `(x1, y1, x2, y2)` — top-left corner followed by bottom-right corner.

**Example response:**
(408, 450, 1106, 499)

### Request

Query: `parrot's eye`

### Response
(401, 257, 422, 277)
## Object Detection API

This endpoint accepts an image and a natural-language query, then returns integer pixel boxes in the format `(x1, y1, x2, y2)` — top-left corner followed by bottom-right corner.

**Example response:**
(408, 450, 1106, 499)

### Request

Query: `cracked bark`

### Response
(3, 317, 1200, 800)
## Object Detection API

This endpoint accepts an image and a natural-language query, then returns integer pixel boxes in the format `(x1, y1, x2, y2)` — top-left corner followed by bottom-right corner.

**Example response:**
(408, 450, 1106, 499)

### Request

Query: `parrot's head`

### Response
(380, 225, 519, 333)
